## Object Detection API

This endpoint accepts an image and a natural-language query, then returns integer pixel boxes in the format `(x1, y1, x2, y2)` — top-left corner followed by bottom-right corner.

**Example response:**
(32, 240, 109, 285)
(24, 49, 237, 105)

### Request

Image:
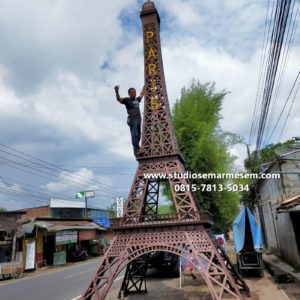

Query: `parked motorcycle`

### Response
(69, 249, 88, 262)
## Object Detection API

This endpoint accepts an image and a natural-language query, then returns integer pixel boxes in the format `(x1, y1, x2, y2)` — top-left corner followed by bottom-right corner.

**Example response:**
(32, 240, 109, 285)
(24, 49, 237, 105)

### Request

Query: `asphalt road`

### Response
(1, 256, 299, 300)
(0, 258, 115, 300)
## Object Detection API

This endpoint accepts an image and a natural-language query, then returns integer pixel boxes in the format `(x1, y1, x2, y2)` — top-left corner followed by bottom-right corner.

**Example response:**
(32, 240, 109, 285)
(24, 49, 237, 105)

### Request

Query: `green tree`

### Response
(244, 140, 295, 173)
(165, 80, 242, 233)
(242, 139, 296, 208)
(158, 203, 176, 214)
(0, 207, 6, 212)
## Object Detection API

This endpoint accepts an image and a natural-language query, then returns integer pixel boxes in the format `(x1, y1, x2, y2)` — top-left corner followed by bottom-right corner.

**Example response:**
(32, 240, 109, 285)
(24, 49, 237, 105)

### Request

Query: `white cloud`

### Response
(0, 65, 135, 157)
(0, 66, 23, 115)
(0, 0, 136, 94)
(0, 0, 299, 210)
(160, 0, 204, 27)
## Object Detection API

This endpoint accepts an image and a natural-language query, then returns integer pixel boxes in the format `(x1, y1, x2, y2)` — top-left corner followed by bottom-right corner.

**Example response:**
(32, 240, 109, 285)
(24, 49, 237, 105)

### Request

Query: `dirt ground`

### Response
(228, 240, 300, 300)
(106, 269, 300, 300)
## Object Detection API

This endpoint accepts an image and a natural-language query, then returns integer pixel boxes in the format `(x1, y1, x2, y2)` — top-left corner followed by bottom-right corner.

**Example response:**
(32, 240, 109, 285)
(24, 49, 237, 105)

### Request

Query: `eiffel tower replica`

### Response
(82, 2, 249, 299)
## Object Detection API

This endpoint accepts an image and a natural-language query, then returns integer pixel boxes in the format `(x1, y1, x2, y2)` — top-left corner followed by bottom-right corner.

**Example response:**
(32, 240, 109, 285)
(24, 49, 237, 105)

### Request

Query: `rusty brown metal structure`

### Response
(81, 2, 247, 299)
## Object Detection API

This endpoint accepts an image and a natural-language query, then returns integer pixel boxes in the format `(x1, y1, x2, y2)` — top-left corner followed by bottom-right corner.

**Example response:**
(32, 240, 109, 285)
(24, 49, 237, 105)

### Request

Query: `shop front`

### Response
(21, 218, 105, 268)
(54, 230, 78, 265)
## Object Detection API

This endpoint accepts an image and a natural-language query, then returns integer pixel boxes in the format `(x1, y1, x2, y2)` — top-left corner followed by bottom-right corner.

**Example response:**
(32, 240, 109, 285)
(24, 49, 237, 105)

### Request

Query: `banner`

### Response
(25, 240, 36, 270)
(56, 230, 78, 245)
(53, 251, 66, 265)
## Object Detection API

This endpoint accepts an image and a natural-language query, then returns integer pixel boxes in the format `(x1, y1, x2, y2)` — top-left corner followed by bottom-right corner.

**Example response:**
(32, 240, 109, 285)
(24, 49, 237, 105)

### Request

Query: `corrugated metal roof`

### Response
(277, 194, 300, 213)
(21, 219, 105, 234)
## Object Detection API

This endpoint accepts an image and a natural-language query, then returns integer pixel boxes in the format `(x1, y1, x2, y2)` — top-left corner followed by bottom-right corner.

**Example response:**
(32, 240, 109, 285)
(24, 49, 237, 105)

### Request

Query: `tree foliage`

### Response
(244, 140, 296, 173)
(158, 203, 176, 214)
(242, 139, 296, 209)
(163, 80, 241, 233)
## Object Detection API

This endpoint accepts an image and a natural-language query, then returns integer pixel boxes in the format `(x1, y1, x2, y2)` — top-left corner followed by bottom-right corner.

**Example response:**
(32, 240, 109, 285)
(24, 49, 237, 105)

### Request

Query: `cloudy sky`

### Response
(0, 0, 299, 210)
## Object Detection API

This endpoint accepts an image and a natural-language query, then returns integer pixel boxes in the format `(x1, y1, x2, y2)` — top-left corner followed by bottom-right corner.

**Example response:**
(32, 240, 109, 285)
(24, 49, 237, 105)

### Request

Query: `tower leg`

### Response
(214, 245, 250, 297)
(81, 229, 245, 300)
(118, 254, 149, 298)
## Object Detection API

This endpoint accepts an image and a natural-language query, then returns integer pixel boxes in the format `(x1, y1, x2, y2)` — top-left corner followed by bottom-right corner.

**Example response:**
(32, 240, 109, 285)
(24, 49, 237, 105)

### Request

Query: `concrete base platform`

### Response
(263, 254, 300, 283)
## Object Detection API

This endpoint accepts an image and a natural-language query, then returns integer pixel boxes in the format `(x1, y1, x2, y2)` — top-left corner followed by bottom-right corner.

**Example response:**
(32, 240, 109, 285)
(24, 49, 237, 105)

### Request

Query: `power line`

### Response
(255, 0, 294, 151)
(0, 144, 127, 194)
(264, 0, 296, 136)
(0, 156, 126, 200)
(278, 78, 300, 140)
(0, 143, 128, 196)
(0, 175, 69, 200)
(281, 100, 300, 140)
(0, 176, 119, 208)
(264, 0, 300, 143)
(59, 165, 135, 170)
(249, 0, 274, 145)
(0, 187, 49, 207)
(266, 71, 300, 143)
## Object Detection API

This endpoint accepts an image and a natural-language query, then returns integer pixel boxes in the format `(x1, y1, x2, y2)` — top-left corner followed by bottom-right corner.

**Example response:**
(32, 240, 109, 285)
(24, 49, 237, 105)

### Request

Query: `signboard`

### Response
(25, 240, 36, 270)
(55, 230, 78, 245)
(50, 198, 85, 208)
(75, 190, 95, 199)
(90, 210, 109, 219)
(75, 191, 85, 199)
(53, 251, 66, 265)
(116, 197, 124, 218)
(85, 190, 95, 198)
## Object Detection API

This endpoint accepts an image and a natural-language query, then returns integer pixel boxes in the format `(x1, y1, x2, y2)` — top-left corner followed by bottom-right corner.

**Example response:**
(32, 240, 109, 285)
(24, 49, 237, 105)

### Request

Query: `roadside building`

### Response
(0, 211, 25, 263)
(255, 147, 300, 267)
(21, 217, 104, 267)
(19, 199, 111, 227)
(3, 199, 111, 269)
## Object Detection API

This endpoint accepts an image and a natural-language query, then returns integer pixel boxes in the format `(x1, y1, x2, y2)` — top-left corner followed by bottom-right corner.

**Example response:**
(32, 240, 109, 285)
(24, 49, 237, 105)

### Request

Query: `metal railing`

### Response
(110, 211, 213, 228)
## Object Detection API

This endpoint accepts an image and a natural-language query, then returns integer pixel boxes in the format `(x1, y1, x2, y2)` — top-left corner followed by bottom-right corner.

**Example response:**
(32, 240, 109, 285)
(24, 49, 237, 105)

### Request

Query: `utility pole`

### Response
(75, 190, 95, 219)
(11, 230, 16, 261)
(247, 145, 267, 247)
(85, 195, 87, 219)
(246, 144, 251, 161)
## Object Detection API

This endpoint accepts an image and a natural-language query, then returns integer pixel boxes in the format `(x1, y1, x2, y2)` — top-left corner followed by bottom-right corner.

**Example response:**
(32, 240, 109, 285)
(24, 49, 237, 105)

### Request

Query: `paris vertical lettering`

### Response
(145, 30, 160, 111)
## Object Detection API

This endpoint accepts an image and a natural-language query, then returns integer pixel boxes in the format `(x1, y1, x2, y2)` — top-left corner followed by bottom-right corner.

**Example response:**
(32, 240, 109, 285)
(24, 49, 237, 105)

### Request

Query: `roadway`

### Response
(1, 256, 298, 300)
(0, 258, 118, 300)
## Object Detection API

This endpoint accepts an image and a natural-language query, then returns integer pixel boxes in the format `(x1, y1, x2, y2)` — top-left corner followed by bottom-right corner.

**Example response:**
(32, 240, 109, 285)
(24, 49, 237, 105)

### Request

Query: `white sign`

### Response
(25, 240, 36, 270)
(85, 190, 95, 198)
(116, 197, 124, 218)
(50, 199, 85, 208)
(75, 190, 95, 199)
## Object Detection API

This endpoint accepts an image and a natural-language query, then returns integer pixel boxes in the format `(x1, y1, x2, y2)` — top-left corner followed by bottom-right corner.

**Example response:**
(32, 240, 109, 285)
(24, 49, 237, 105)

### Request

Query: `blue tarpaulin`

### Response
(233, 207, 263, 253)
(93, 218, 110, 228)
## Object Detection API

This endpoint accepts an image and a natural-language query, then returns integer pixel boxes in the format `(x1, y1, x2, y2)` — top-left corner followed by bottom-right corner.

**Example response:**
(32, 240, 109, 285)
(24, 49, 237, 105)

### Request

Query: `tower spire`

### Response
(139, 1, 181, 160)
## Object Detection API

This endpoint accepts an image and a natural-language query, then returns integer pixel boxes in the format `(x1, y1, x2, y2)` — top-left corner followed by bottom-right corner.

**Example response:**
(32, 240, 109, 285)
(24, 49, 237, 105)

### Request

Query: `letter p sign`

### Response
(146, 31, 154, 43)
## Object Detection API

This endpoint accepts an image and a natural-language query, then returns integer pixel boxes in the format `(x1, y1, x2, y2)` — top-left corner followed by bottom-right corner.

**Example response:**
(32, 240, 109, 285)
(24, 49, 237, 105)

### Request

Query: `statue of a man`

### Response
(114, 85, 145, 157)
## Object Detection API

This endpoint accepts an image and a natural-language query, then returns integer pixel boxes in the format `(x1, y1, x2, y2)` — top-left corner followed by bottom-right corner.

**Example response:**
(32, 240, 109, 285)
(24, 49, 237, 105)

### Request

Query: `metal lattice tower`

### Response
(81, 2, 247, 299)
